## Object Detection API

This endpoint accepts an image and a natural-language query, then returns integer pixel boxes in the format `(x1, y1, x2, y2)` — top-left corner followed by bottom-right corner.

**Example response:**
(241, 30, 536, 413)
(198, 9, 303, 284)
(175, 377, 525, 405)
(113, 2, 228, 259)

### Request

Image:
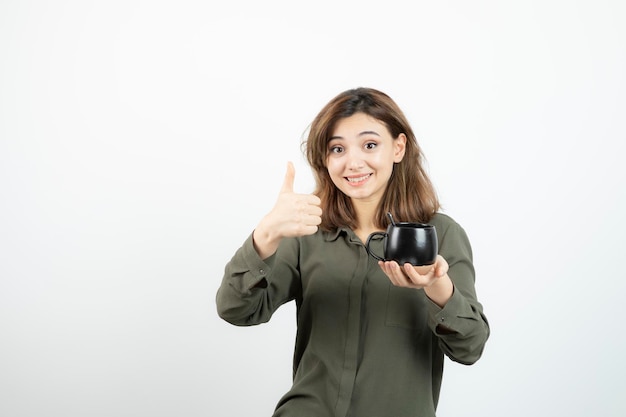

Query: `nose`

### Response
(347, 150, 364, 170)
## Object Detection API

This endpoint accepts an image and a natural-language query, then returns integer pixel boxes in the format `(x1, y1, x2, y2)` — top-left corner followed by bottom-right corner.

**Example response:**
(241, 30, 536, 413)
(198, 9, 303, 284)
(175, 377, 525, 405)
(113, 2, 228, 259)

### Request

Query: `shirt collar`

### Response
(323, 226, 351, 242)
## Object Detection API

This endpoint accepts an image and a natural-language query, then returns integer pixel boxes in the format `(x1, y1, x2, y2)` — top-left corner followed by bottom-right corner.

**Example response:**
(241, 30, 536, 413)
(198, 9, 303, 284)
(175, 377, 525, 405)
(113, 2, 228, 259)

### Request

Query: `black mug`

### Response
(365, 213, 438, 266)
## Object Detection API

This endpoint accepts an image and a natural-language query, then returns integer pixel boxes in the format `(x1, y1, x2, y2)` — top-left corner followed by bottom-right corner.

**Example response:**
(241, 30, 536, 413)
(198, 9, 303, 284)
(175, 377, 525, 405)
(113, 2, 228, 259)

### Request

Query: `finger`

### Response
(381, 261, 406, 287)
(304, 194, 322, 206)
(377, 261, 392, 278)
(402, 263, 421, 284)
(299, 224, 319, 236)
(403, 263, 434, 285)
(412, 263, 435, 276)
(303, 213, 322, 226)
(303, 203, 323, 217)
(433, 255, 448, 277)
(280, 161, 295, 193)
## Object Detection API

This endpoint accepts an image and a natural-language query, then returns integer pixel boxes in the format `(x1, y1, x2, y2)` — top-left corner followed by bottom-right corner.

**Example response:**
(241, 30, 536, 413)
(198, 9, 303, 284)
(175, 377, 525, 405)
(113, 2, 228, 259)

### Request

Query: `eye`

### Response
(329, 145, 344, 154)
(364, 142, 377, 150)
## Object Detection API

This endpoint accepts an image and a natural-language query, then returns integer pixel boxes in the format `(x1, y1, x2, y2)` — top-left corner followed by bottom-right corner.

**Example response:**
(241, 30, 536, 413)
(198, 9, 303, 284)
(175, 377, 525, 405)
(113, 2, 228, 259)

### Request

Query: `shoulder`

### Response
(429, 212, 462, 231)
(430, 212, 472, 245)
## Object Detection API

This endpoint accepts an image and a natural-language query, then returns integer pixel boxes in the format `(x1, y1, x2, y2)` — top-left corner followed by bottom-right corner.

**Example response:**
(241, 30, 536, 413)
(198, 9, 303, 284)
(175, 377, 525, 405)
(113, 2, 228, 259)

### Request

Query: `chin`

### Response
(344, 190, 374, 201)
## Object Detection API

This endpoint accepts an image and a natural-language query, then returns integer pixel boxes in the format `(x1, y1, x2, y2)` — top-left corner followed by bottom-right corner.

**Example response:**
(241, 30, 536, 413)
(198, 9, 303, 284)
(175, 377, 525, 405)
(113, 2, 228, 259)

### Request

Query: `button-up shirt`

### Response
(216, 213, 489, 417)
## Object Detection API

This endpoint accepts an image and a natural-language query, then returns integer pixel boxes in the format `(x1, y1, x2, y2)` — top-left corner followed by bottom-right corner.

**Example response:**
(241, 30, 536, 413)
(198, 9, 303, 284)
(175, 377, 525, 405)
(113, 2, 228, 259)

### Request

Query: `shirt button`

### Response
(440, 317, 446, 322)
(259, 269, 265, 275)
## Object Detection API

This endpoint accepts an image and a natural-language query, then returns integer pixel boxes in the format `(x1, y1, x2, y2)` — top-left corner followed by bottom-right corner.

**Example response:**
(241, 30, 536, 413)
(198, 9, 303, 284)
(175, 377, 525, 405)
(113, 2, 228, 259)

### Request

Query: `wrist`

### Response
(423, 274, 454, 308)
(252, 221, 281, 259)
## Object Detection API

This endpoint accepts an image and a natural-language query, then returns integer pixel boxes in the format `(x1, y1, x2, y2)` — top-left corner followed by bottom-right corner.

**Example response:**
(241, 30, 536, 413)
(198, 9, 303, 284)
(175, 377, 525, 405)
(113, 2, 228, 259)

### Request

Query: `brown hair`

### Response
(304, 87, 440, 230)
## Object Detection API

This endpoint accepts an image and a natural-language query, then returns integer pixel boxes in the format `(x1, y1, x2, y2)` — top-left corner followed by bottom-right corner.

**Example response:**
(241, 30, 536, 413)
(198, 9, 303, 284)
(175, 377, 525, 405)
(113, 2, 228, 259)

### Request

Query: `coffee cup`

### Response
(365, 212, 438, 267)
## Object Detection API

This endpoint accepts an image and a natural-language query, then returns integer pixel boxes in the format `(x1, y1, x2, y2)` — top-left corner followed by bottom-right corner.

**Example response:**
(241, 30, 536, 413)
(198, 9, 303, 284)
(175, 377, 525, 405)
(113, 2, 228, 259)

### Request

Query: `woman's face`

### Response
(326, 112, 406, 205)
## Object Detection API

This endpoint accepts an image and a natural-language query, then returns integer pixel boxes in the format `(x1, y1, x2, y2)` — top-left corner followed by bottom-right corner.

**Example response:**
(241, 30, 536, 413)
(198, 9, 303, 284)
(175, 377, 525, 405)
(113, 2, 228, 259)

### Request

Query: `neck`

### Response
(352, 198, 381, 232)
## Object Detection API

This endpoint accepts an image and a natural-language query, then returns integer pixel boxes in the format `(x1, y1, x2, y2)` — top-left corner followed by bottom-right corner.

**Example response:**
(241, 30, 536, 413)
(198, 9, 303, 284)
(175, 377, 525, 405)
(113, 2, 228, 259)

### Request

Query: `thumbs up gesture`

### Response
(252, 162, 323, 258)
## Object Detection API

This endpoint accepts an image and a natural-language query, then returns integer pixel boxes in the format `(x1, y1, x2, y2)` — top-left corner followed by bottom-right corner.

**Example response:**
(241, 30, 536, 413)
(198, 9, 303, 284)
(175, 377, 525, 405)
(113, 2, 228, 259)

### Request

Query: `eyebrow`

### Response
(328, 130, 381, 141)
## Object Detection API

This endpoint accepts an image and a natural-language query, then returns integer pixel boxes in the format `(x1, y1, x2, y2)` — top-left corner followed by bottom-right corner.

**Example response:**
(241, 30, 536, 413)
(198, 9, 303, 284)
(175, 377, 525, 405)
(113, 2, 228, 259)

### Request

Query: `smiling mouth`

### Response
(345, 174, 372, 184)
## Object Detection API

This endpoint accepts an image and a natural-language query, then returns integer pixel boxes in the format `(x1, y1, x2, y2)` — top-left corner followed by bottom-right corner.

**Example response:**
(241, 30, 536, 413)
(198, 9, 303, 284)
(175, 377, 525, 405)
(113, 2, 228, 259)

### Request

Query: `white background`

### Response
(1, 1, 625, 416)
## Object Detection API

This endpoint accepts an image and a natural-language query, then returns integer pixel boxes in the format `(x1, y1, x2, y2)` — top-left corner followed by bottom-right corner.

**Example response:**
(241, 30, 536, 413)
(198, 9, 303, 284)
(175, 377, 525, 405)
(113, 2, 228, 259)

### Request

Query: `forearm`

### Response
(216, 233, 300, 326)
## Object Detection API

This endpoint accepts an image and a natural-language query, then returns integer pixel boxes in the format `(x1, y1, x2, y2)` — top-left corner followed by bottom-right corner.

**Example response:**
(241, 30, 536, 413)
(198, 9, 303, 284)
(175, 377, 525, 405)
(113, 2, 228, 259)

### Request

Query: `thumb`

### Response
(280, 161, 295, 193)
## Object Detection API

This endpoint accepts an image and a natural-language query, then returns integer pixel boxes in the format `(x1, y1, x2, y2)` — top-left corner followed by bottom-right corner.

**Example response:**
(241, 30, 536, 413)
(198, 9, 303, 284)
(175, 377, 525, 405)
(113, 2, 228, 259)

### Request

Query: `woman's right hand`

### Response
(252, 162, 322, 259)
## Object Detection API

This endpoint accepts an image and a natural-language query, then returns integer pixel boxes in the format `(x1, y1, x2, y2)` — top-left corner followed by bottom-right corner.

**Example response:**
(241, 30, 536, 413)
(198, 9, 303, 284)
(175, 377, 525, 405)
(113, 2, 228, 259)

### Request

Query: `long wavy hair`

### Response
(304, 87, 440, 231)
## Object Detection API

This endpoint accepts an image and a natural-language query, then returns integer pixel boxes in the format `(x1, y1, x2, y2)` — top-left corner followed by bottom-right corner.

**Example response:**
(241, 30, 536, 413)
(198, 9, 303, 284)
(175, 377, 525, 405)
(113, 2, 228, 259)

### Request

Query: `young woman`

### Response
(216, 87, 489, 417)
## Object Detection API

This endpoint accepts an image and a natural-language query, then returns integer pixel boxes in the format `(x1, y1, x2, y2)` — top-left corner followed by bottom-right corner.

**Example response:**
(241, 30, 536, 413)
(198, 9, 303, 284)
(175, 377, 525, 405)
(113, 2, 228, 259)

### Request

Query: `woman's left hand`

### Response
(379, 255, 453, 306)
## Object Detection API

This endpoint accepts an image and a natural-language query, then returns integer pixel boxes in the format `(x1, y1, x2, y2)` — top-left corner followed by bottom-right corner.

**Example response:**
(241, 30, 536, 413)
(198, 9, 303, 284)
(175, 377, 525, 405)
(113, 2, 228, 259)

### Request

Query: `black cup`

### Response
(365, 213, 438, 266)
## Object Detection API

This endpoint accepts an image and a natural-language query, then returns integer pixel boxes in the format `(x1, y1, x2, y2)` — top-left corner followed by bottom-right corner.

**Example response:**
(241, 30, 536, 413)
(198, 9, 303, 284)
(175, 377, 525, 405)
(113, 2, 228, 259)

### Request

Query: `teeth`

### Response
(347, 174, 370, 183)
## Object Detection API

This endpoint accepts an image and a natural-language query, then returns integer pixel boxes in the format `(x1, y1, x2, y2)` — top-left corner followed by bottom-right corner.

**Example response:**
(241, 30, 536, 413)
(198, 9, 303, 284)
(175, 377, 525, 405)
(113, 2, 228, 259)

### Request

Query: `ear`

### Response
(393, 133, 407, 163)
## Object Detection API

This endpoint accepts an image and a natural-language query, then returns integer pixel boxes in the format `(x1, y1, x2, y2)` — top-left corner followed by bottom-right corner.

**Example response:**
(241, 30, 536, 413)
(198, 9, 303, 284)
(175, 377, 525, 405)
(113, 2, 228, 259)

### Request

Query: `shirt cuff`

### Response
(427, 286, 479, 337)
(234, 234, 275, 294)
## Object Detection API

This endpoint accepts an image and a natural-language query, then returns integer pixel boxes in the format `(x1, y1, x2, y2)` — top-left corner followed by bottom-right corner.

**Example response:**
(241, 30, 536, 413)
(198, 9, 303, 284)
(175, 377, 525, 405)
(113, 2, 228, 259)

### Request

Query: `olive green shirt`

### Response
(216, 213, 489, 417)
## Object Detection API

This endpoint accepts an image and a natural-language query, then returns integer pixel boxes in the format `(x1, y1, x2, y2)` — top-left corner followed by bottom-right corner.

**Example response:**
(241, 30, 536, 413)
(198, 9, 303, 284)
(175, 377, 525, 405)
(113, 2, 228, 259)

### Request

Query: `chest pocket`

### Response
(385, 284, 430, 331)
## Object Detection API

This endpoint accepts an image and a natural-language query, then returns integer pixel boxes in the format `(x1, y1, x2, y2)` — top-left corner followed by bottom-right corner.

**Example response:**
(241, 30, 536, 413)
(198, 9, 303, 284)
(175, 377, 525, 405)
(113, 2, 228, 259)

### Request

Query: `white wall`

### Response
(1, 1, 625, 416)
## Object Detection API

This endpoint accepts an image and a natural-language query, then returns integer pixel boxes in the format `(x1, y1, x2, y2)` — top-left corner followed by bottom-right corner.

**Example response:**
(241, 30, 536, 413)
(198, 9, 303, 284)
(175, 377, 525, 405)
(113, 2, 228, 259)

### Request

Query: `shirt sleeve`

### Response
(426, 218, 490, 365)
(215, 233, 301, 326)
